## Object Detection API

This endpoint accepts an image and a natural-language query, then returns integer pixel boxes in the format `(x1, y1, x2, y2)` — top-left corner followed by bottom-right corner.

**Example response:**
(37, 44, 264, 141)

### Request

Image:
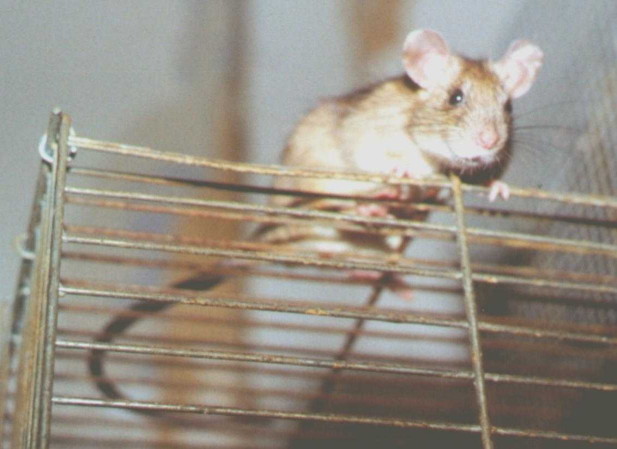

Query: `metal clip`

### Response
(38, 127, 78, 164)
(13, 233, 35, 261)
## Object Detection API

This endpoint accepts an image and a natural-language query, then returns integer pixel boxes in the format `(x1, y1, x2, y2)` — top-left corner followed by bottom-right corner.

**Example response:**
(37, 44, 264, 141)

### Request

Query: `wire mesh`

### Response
(3, 110, 617, 449)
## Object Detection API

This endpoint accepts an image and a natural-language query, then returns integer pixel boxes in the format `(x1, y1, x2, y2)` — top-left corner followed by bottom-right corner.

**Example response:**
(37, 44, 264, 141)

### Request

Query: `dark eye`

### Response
(504, 99, 513, 113)
(448, 88, 464, 106)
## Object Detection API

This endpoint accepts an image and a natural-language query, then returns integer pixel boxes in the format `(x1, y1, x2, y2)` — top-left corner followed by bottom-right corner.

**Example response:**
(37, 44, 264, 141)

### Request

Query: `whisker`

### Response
(511, 137, 570, 158)
(514, 124, 584, 134)
(513, 98, 591, 119)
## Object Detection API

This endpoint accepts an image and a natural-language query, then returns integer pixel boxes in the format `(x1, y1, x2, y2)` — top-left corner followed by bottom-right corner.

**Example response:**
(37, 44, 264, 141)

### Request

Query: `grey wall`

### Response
(1, 1, 239, 304)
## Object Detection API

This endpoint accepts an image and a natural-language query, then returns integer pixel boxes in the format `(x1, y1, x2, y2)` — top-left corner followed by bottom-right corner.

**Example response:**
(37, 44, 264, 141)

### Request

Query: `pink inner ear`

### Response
(499, 61, 528, 98)
(403, 30, 452, 89)
(495, 40, 543, 98)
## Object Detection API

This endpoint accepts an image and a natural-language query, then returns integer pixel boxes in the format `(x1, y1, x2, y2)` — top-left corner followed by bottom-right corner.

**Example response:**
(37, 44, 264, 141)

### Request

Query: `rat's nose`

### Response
(476, 126, 499, 150)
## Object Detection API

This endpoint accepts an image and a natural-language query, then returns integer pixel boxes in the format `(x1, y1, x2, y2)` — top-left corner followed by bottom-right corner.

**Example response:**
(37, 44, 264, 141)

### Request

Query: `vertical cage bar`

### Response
(11, 110, 71, 449)
(1, 164, 50, 445)
(0, 301, 11, 448)
(450, 174, 493, 449)
(9, 164, 49, 342)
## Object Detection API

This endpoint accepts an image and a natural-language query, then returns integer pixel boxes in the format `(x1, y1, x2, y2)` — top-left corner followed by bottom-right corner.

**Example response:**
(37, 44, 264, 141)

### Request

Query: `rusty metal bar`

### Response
(1, 164, 51, 442)
(48, 436, 273, 449)
(67, 166, 617, 230)
(54, 350, 468, 393)
(53, 372, 472, 410)
(66, 168, 617, 255)
(11, 110, 71, 449)
(58, 326, 426, 362)
(58, 282, 617, 347)
(38, 412, 351, 441)
(51, 395, 617, 445)
(0, 301, 12, 444)
(53, 346, 617, 397)
(53, 395, 480, 432)
(55, 339, 617, 394)
(60, 233, 617, 295)
(68, 166, 438, 213)
(8, 165, 48, 341)
(59, 239, 617, 298)
(64, 186, 449, 234)
(63, 193, 617, 262)
(49, 370, 573, 419)
(61, 234, 462, 280)
(68, 136, 448, 188)
(451, 174, 493, 449)
(68, 136, 617, 210)
(59, 284, 468, 328)
(55, 322, 617, 367)
(56, 339, 475, 380)
(64, 186, 617, 259)
(57, 302, 466, 343)
(491, 427, 617, 445)
(56, 302, 617, 358)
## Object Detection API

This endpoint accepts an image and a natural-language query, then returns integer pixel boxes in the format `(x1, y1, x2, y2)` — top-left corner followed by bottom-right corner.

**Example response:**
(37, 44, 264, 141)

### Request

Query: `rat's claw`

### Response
(373, 187, 400, 200)
(389, 167, 421, 202)
(391, 166, 415, 179)
(488, 180, 510, 202)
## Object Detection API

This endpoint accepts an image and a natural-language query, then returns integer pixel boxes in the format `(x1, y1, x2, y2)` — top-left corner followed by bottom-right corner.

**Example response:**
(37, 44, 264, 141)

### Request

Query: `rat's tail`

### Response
(88, 273, 225, 411)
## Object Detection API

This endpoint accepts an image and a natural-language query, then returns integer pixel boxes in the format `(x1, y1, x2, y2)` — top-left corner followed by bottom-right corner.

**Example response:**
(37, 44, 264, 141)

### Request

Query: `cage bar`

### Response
(10, 111, 70, 448)
(3, 111, 617, 449)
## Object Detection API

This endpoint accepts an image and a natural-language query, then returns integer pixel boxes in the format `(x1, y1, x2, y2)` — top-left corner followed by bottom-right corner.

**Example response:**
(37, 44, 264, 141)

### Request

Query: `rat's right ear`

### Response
(402, 29, 453, 90)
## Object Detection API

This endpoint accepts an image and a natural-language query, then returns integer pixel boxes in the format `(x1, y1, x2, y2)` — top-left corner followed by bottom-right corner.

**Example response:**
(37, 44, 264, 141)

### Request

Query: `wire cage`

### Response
(2, 110, 617, 449)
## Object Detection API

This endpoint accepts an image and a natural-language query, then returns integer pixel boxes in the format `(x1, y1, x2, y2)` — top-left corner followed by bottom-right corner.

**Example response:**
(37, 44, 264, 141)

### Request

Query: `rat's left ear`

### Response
(402, 29, 455, 90)
(493, 40, 543, 98)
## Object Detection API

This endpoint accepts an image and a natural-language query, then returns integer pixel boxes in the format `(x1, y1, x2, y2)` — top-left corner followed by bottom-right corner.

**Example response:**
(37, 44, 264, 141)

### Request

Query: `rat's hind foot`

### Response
(356, 203, 391, 218)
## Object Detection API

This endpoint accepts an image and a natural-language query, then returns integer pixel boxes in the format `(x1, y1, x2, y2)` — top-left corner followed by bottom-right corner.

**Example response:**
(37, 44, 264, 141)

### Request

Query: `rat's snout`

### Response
(475, 124, 500, 150)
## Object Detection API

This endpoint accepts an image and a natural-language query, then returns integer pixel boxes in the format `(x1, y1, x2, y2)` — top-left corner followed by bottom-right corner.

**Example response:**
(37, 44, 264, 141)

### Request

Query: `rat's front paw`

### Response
(487, 180, 510, 202)
(387, 167, 418, 201)
(391, 166, 417, 179)
(356, 185, 399, 217)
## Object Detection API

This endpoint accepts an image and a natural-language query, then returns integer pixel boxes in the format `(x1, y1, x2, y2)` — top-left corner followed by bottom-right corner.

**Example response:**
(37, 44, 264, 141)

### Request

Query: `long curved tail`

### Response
(88, 273, 225, 409)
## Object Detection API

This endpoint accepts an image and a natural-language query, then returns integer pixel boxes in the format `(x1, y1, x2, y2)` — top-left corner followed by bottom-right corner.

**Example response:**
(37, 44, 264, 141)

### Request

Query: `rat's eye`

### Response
(448, 89, 464, 106)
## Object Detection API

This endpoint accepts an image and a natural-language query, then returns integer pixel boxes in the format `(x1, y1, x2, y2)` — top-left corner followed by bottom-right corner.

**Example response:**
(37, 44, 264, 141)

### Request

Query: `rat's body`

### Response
(261, 30, 542, 254)
(89, 30, 543, 404)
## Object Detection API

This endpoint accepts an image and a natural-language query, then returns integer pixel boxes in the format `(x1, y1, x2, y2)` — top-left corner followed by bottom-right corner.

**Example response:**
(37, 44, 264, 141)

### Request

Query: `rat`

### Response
(88, 29, 543, 405)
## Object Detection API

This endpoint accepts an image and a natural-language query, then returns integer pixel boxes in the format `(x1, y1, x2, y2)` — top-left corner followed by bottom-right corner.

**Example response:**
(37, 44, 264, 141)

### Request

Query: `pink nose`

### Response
(476, 127, 499, 150)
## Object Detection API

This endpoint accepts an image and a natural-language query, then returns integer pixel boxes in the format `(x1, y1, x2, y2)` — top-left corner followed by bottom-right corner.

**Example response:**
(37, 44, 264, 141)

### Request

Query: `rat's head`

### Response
(402, 29, 543, 173)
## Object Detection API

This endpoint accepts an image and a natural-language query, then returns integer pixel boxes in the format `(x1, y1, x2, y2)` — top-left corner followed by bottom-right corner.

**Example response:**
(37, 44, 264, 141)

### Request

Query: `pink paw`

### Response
(373, 187, 400, 200)
(348, 270, 382, 281)
(356, 203, 390, 217)
(388, 167, 417, 202)
(391, 166, 416, 179)
(488, 180, 510, 202)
